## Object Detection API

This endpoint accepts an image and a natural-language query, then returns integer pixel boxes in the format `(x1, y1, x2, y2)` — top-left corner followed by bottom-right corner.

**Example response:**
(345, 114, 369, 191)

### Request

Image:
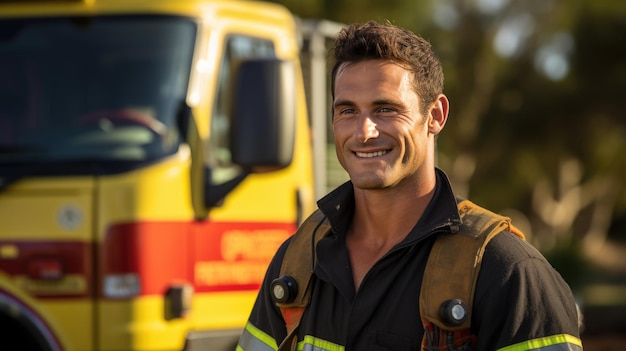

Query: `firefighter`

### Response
(238, 21, 582, 351)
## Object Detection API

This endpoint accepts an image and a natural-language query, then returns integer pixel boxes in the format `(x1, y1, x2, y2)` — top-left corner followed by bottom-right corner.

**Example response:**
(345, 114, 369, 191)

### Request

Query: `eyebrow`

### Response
(333, 100, 354, 109)
(372, 99, 402, 107)
(333, 98, 401, 109)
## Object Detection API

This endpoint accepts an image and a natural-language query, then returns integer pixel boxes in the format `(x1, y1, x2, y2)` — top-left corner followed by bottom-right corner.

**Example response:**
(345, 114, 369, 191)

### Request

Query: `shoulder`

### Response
(262, 236, 293, 283)
(476, 230, 576, 310)
(478, 230, 564, 289)
(483, 230, 546, 269)
(472, 232, 581, 346)
(273, 235, 293, 261)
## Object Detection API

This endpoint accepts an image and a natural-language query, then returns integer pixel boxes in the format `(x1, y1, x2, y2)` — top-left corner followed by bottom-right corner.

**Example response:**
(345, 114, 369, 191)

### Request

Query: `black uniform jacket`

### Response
(238, 169, 583, 351)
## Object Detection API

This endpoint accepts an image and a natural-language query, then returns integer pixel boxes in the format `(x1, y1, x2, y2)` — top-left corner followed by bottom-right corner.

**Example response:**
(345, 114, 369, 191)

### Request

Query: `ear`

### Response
(428, 94, 449, 135)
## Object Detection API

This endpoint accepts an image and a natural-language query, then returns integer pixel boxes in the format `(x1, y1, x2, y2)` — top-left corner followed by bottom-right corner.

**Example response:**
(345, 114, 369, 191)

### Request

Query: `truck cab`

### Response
(0, 1, 341, 350)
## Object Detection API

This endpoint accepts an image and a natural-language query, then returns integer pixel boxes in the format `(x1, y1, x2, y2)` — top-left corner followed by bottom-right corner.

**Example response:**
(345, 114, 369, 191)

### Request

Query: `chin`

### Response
(350, 177, 389, 190)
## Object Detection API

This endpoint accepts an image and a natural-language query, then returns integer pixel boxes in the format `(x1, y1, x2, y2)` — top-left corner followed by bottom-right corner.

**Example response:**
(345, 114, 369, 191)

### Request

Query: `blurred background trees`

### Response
(273, 0, 626, 343)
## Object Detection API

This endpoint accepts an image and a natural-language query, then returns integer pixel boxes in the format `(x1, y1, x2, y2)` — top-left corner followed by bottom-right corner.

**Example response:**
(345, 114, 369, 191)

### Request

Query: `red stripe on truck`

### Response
(0, 241, 93, 298)
(102, 220, 295, 297)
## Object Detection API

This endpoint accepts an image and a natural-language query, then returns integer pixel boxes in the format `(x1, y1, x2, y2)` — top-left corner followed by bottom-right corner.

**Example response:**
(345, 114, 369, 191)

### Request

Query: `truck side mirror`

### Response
(230, 58, 295, 170)
(204, 58, 296, 208)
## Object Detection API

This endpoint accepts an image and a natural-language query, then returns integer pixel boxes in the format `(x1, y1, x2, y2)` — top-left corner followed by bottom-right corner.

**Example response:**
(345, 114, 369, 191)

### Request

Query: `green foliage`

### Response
(268, 0, 433, 32)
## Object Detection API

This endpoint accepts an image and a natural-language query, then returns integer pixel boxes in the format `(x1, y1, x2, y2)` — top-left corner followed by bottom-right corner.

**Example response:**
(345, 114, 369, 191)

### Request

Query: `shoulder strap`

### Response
(419, 198, 525, 332)
(275, 209, 331, 351)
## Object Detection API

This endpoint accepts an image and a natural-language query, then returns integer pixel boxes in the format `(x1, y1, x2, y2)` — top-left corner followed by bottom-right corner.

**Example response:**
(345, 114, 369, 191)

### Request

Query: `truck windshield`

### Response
(0, 16, 196, 170)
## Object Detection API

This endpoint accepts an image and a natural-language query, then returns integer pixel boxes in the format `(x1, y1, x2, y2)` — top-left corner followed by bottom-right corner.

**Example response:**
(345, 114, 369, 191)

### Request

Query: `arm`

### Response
(237, 239, 291, 351)
(473, 233, 583, 351)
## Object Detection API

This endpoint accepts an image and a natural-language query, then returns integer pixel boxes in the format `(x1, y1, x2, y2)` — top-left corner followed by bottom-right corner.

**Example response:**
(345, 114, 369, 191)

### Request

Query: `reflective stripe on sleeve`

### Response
(298, 335, 345, 351)
(237, 321, 278, 351)
(497, 334, 583, 351)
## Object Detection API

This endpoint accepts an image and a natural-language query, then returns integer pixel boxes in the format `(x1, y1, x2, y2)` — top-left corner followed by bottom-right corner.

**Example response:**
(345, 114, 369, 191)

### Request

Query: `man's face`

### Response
(332, 60, 432, 190)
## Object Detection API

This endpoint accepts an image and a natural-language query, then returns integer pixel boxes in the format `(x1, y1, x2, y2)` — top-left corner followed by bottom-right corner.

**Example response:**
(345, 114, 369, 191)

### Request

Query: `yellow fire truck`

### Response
(0, 0, 344, 350)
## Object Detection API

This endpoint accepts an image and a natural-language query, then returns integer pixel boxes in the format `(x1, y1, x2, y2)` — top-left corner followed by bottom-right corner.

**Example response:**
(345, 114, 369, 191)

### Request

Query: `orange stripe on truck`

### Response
(102, 220, 295, 296)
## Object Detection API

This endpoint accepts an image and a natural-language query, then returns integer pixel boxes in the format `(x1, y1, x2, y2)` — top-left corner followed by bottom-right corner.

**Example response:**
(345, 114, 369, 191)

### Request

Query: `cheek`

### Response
(401, 125, 426, 163)
(332, 120, 352, 144)
(401, 137, 415, 163)
(332, 123, 349, 158)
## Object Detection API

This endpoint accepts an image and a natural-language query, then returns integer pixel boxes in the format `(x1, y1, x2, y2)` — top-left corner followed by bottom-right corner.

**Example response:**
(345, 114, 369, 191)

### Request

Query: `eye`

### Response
(338, 108, 356, 115)
(377, 106, 395, 114)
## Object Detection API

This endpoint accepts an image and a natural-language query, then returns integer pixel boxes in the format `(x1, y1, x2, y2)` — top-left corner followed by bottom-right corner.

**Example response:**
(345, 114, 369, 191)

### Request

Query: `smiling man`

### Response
(238, 21, 582, 351)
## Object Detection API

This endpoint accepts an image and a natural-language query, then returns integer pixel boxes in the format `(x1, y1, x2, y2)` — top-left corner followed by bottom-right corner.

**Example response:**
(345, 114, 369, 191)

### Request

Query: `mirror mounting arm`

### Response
(203, 167, 251, 208)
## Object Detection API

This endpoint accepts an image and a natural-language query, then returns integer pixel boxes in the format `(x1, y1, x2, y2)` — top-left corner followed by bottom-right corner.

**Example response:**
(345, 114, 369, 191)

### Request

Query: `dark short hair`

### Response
(330, 21, 444, 115)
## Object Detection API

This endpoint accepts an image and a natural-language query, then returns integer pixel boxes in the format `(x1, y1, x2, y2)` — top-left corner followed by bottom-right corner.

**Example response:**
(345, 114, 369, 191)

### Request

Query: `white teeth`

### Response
(355, 150, 388, 158)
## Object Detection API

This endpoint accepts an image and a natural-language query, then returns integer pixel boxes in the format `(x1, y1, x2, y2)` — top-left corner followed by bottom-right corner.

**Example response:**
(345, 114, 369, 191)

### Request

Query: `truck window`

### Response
(209, 34, 276, 184)
(0, 16, 196, 173)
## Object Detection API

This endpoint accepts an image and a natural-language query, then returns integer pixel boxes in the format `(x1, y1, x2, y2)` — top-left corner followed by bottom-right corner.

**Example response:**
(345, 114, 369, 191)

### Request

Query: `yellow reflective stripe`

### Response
(237, 321, 278, 351)
(497, 334, 583, 351)
(297, 335, 345, 351)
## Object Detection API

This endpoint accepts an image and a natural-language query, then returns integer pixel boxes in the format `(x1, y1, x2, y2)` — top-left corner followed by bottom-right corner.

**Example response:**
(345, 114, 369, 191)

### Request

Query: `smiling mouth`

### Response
(355, 150, 389, 158)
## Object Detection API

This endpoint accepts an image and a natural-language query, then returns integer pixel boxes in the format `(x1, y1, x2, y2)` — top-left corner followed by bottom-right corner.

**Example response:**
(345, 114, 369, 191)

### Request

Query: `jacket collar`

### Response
(317, 168, 462, 241)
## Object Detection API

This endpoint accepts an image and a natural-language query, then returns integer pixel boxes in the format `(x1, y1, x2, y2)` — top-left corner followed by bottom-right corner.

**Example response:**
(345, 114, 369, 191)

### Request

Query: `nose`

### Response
(356, 115, 379, 143)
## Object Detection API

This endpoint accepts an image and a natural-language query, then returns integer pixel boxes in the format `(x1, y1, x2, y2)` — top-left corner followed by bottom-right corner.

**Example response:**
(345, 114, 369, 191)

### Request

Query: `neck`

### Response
(350, 170, 437, 244)
(346, 171, 437, 291)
